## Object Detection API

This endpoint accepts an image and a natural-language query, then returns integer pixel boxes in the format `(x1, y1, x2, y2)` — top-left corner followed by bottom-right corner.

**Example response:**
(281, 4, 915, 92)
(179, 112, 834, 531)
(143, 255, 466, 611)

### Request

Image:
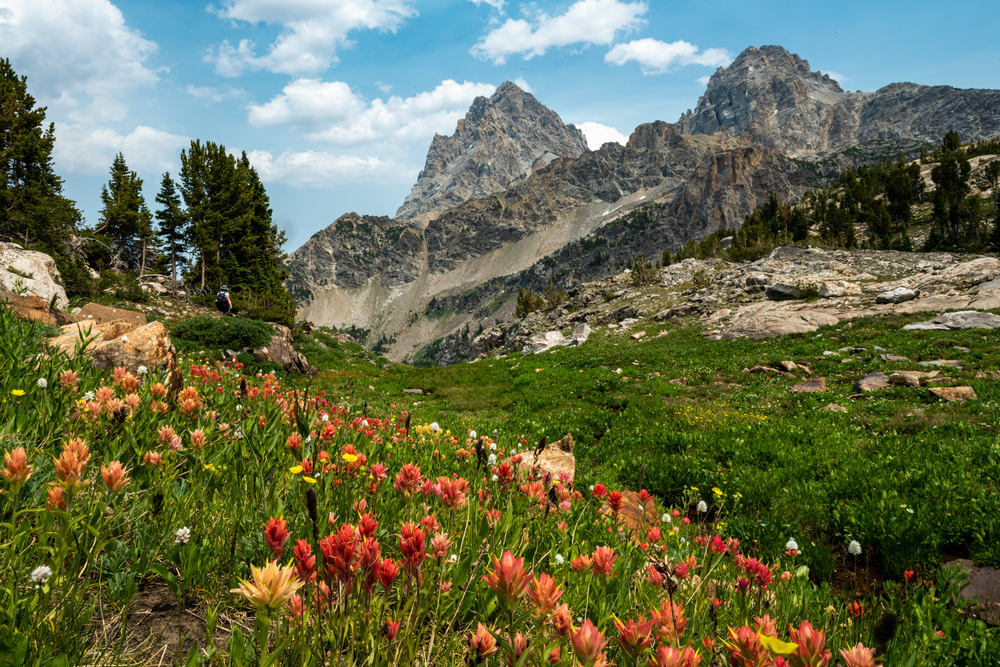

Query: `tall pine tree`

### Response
(95, 153, 155, 274)
(0, 58, 82, 280)
(154, 172, 186, 281)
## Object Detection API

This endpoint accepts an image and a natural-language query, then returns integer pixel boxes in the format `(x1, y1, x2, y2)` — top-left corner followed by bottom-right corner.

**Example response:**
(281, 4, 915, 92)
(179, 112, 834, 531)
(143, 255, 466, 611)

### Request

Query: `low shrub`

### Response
(170, 315, 275, 355)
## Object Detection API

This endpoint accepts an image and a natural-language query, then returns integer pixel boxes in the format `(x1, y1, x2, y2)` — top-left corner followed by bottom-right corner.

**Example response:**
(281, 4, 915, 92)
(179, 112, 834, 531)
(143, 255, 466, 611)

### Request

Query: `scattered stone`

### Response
(918, 359, 964, 369)
(944, 560, 1000, 626)
(669, 378, 688, 386)
(649, 371, 660, 377)
(570, 323, 592, 345)
(821, 403, 848, 412)
(823, 350, 839, 357)
(854, 372, 890, 393)
(818, 280, 861, 297)
(876, 287, 919, 304)
(252, 324, 318, 374)
(631, 331, 646, 340)
(516, 433, 575, 485)
(880, 354, 909, 362)
(522, 331, 569, 355)
(975, 371, 1000, 380)
(1, 292, 78, 326)
(954, 346, 971, 353)
(789, 378, 827, 393)
(403, 388, 423, 395)
(765, 282, 808, 301)
(778, 360, 798, 372)
(78, 302, 148, 326)
(889, 371, 939, 388)
(903, 311, 1000, 331)
(929, 386, 977, 401)
(748, 365, 773, 374)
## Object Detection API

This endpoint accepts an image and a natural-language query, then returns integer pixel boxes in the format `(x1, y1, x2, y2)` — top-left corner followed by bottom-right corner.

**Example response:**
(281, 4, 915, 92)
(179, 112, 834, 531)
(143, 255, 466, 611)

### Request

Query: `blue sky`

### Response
(3, 0, 999, 253)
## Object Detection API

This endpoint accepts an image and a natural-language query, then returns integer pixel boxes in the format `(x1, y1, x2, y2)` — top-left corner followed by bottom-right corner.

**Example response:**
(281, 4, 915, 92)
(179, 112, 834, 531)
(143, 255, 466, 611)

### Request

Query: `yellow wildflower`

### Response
(231, 561, 303, 611)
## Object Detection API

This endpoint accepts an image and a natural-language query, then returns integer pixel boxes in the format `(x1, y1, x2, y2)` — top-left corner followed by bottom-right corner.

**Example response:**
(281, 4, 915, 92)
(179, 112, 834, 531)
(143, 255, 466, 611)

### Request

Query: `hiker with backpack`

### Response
(216, 285, 233, 316)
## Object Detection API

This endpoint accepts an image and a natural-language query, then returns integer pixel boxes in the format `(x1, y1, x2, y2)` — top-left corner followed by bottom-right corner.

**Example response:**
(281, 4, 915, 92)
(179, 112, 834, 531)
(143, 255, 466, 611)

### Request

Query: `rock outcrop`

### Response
(679, 45, 1000, 156)
(395, 82, 589, 223)
(49, 319, 174, 372)
(0, 243, 69, 308)
(253, 324, 318, 375)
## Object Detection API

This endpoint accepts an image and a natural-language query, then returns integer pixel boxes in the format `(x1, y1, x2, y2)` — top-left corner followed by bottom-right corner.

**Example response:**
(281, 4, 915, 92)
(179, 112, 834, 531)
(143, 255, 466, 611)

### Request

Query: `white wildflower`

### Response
(361, 419, 369, 428)
(83, 391, 95, 401)
(491, 475, 498, 483)
(174, 527, 191, 546)
(786, 538, 799, 552)
(490, 442, 496, 451)
(555, 554, 565, 565)
(30, 565, 52, 585)
(236, 405, 243, 412)
(431, 422, 440, 433)
(589, 485, 595, 492)
(449, 554, 458, 562)
(661, 513, 671, 523)
(487, 453, 497, 466)
(696, 500, 708, 513)
(469, 430, 477, 439)
(36, 377, 47, 389)
(136, 365, 148, 376)
(321, 414, 329, 422)
(847, 540, 862, 556)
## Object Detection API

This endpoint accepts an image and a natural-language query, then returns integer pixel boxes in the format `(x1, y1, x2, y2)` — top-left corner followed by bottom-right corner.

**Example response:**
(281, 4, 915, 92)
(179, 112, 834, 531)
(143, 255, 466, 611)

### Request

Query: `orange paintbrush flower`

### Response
(2, 447, 32, 491)
(839, 643, 882, 667)
(100, 461, 131, 494)
(591, 546, 617, 578)
(570, 618, 608, 667)
(469, 623, 498, 659)
(231, 561, 304, 611)
(47, 485, 67, 511)
(613, 616, 654, 659)
(483, 550, 531, 605)
(528, 573, 563, 622)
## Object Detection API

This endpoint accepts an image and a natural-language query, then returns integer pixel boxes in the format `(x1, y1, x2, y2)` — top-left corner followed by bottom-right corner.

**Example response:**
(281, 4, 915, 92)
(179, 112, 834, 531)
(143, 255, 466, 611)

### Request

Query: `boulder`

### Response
(0, 242, 69, 308)
(253, 324, 318, 374)
(889, 370, 939, 388)
(0, 292, 78, 326)
(569, 323, 592, 345)
(522, 330, 569, 355)
(879, 354, 909, 362)
(818, 280, 861, 297)
(778, 360, 798, 373)
(140, 282, 169, 295)
(669, 377, 688, 386)
(943, 560, 1000, 626)
(516, 433, 575, 485)
(929, 386, 977, 401)
(903, 310, 1000, 331)
(918, 359, 964, 369)
(765, 282, 808, 300)
(821, 403, 848, 412)
(78, 302, 147, 326)
(854, 372, 890, 393)
(90, 321, 174, 371)
(876, 287, 919, 304)
(789, 378, 827, 393)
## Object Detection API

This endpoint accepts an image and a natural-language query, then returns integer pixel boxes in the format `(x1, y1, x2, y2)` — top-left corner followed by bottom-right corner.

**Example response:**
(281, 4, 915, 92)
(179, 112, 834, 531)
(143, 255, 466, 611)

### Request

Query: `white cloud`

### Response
(207, 0, 418, 77)
(820, 70, 849, 85)
(248, 78, 496, 146)
(512, 76, 534, 94)
(469, 0, 505, 10)
(605, 39, 731, 75)
(470, 0, 647, 65)
(247, 150, 406, 187)
(52, 124, 190, 176)
(574, 121, 628, 150)
(376, 81, 393, 93)
(0, 0, 159, 122)
(696, 75, 711, 87)
(185, 84, 245, 103)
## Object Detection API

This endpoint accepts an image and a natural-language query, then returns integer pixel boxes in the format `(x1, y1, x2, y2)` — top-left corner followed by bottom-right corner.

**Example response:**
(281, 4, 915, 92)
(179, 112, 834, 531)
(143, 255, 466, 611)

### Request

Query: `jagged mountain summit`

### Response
(394, 82, 589, 224)
(285, 44, 1000, 365)
(677, 44, 1000, 155)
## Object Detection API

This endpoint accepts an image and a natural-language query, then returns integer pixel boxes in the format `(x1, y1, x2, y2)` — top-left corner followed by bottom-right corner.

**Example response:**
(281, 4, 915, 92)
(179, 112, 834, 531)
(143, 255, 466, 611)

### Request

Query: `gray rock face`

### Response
(679, 45, 1000, 156)
(0, 243, 69, 308)
(766, 283, 807, 300)
(854, 372, 890, 393)
(876, 287, 919, 304)
(903, 310, 1000, 330)
(395, 82, 589, 222)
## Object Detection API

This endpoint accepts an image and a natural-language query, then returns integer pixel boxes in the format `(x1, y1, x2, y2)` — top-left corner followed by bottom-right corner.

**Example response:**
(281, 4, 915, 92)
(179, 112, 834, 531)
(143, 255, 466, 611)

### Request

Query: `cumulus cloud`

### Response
(574, 121, 628, 150)
(206, 0, 417, 77)
(52, 124, 190, 176)
(470, 0, 647, 65)
(246, 150, 407, 187)
(604, 39, 731, 75)
(0, 0, 159, 121)
(697, 75, 711, 87)
(185, 84, 245, 103)
(248, 78, 496, 146)
(512, 77, 533, 94)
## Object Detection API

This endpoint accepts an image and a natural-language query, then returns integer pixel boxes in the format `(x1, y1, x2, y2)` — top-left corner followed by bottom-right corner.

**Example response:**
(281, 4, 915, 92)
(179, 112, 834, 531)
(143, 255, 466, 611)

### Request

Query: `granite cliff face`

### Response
(394, 82, 589, 223)
(286, 44, 1000, 364)
(678, 45, 1000, 155)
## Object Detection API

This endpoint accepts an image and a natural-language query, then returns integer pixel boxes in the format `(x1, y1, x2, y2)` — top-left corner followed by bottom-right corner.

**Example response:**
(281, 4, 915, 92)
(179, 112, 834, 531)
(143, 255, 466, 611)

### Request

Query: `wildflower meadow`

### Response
(2, 302, 1000, 666)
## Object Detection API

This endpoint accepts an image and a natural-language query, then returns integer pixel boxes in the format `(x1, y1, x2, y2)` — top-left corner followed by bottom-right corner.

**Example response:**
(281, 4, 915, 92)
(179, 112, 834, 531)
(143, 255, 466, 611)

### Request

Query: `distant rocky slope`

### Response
(677, 45, 1000, 156)
(394, 82, 589, 224)
(285, 45, 1000, 364)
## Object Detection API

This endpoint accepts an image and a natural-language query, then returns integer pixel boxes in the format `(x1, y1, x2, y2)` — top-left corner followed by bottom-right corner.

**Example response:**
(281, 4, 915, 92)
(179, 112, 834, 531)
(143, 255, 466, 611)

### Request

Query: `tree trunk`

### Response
(140, 240, 146, 276)
(200, 250, 205, 289)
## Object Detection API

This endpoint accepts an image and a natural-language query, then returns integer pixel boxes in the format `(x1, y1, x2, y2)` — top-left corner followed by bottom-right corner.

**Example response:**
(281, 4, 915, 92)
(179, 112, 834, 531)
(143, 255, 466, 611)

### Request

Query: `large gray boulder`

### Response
(0, 243, 68, 308)
(876, 287, 919, 304)
(903, 310, 1000, 331)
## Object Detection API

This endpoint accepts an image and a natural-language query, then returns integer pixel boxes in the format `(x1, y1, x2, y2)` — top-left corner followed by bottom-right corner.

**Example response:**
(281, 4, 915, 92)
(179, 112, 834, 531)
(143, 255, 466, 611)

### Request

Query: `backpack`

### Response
(216, 291, 229, 311)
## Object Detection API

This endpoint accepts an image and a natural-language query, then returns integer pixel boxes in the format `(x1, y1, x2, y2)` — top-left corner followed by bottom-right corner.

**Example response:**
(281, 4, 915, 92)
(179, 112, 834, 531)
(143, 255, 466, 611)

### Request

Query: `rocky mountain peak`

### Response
(394, 82, 589, 223)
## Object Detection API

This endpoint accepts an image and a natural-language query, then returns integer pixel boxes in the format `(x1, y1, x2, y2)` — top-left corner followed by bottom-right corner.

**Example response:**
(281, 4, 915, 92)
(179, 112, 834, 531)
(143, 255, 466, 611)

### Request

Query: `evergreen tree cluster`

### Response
(0, 60, 295, 325)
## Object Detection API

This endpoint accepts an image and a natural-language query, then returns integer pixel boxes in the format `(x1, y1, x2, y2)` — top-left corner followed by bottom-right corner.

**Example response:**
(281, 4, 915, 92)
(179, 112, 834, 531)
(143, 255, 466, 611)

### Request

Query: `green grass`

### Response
(295, 312, 1000, 581)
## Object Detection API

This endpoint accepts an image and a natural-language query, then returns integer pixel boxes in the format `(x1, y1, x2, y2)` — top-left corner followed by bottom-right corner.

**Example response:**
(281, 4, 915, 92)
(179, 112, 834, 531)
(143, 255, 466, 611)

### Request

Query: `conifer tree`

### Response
(95, 153, 155, 273)
(0, 58, 81, 258)
(154, 172, 186, 281)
